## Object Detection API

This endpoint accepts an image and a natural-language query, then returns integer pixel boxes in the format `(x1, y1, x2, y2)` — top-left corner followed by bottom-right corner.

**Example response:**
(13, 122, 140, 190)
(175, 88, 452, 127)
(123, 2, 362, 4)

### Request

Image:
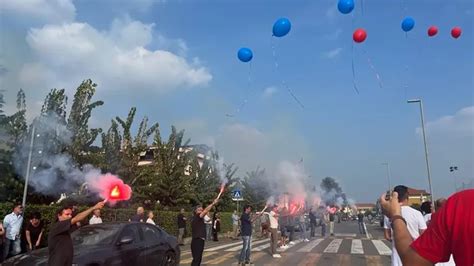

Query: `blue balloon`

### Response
(401, 17, 415, 32)
(272, 18, 291, 37)
(338, 0, 354, 14)
(237, 48, 253, 63)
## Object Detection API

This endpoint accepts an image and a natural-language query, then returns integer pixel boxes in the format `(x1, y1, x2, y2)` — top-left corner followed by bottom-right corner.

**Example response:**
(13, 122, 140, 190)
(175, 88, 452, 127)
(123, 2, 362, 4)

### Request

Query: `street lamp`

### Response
(407, 99, 434, 209)
(449, 166, 458, 192)
(381, 163, 392, 193)
(22, 125, 38, 208)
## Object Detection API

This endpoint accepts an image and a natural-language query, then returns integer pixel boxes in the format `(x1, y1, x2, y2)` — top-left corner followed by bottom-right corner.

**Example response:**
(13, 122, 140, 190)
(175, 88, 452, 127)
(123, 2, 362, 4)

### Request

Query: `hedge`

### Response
(0, 203, 233, 248)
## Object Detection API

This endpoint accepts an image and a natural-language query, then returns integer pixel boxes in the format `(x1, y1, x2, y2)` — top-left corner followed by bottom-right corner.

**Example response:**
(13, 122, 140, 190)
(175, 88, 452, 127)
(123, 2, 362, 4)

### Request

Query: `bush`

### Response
(0, 203, 234, 247)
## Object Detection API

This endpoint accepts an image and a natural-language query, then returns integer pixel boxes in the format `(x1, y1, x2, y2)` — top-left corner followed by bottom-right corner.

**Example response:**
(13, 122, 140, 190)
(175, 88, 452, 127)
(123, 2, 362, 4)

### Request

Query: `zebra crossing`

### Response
(180, 236, 393, 265)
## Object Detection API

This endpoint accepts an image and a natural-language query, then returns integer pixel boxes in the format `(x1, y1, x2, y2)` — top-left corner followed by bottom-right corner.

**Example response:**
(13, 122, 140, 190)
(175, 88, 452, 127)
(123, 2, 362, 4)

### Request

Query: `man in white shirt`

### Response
(266, 205, 281, 258)
(89, 209, 103, 225)
(3, 203, 23, 260)
(204, 213, 212, 240)
(384, 185, 427, 266)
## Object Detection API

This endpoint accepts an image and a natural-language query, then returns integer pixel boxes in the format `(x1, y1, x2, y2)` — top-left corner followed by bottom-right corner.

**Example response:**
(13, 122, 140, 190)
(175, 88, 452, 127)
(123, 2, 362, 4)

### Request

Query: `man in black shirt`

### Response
(191, 198, 219, 266)
(238, 205, 253, 265)
(357, 211, 366, 234)
(48, 201, 105, 266)
(26, 212, 44, 251)
(177, 208, 187, 245)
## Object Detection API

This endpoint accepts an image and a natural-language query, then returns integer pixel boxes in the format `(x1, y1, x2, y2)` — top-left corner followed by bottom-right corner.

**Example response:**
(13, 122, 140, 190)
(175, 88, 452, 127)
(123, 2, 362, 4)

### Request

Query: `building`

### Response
(355, 203, 376, 214)
(407, 187, 431, 206)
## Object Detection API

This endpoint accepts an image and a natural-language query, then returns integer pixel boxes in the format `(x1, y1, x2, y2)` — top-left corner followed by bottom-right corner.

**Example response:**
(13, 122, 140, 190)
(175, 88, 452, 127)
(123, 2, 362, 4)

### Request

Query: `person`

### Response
(129, 206, 145, 222)
(329, 211, 335, 236)
(420, 201, 432, 225)
(238, 205, 264, 265)
(48, 201, 105, 266)
(0, 221, 5, 262)
(299, 210, 309, 242)
(383, 185, 427, 266)
(177, 209, 186, 246)
(287, 214, 296, 245)
(357, 210, 366, 235)
(191, 197, 219, 266)
(3, 203, 23, 261)
(232, 210, 239, 240)
(260, 213, 269, 238)
(279, 207, 289, 249)
(380, 189, 474, 266)
(266, 205, 281, 258)
(146, 211, 156, 225)
(25, 212, 44, 251)
(309, 208, 317, 238)
(89, 209, 103, 225)
(212, 212, 221, 241)
(204, 213, 212, 241)
(321, 208, 329, 237)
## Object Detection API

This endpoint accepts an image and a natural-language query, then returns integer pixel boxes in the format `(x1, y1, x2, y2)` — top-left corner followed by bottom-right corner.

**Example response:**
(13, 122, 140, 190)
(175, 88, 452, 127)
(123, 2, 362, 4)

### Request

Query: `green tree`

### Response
(241, 167, 271, 209)
(101, 120, 122, 173)
(67, 79, 103, 163)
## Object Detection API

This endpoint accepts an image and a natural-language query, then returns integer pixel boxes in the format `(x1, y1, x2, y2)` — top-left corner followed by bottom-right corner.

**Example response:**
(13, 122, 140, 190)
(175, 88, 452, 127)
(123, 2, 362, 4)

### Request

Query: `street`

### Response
(179, 221, 392, 265)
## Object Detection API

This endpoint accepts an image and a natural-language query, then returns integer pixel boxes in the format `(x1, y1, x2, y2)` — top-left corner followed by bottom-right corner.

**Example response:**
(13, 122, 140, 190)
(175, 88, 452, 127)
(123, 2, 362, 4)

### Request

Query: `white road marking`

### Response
(351, 239, 364, 254)
(297, 238, 324, 252)
(372, 240, 392, 256)
(224, 238, 270, 251)
(323, 239, 343, 253)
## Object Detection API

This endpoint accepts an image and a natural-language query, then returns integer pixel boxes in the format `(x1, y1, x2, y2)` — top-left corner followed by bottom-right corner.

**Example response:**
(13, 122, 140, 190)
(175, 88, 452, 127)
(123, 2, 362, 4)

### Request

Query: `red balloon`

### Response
(427, 26, 438, 37)
(451, 27, 462, 39)
(353, 28, 367, 43)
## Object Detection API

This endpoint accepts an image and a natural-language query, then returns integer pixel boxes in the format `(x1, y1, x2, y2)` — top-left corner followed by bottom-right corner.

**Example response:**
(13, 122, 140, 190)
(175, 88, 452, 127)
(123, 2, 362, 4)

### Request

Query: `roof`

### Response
(355, 203, 376, 208)
(407, 187, 430, 196)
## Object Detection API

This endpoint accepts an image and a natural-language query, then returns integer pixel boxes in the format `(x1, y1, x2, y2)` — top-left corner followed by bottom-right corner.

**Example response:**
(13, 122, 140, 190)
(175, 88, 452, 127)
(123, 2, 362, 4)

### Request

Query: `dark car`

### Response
(3, 222, 180, 266)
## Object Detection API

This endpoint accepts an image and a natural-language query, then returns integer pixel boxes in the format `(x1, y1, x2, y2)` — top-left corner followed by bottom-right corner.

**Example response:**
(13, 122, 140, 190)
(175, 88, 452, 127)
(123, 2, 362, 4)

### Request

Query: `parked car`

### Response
(3, 222, 180, 266)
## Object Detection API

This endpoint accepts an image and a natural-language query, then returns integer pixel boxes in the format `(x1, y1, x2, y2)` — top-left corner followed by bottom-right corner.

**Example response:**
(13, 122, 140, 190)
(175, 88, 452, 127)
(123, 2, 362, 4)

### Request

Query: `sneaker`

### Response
(304, 239, 310, 242)
(273, 254, 282, 258)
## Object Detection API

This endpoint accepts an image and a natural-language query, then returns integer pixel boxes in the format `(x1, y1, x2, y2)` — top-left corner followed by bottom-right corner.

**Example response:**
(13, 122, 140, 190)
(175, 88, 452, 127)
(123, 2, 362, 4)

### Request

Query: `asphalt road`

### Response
(179, 220, 392, 265)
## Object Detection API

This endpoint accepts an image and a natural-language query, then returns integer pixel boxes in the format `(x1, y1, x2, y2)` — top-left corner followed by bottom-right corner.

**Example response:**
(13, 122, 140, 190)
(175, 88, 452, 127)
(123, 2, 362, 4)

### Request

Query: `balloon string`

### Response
(271, 37, 305, 109)
(351, 37, 360, 94)
(362, 48, 383, 89)
(226, 62, 253, 117)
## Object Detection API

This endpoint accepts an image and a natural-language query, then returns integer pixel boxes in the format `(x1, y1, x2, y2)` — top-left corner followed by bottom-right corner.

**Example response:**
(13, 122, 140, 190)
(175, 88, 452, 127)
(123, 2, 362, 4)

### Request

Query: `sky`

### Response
(0, 0, 473, 203)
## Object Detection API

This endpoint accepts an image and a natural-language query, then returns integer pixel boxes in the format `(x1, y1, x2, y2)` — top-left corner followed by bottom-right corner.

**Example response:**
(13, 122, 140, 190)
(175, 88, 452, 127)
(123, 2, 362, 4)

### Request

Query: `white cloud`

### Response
(262, 86, 278, 99)
(22, 19, 212, 94)
(323, 47, 342, 59)
(324, 28, 342, 40)
(418, 106, 474, 138)
(0, 0, 75, 23)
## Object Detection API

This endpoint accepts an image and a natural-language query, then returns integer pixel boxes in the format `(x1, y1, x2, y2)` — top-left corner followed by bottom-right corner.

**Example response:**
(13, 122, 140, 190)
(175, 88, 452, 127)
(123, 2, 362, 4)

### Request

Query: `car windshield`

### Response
(72, 225, 120, 246)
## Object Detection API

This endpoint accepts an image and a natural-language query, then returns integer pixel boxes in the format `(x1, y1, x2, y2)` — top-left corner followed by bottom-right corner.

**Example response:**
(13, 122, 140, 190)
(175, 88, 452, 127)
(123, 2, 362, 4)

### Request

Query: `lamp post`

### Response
(381, 162, 392, 193)
(22, 125, 40, 208)
(449, 166, 458, 192)
(407, 99, 434, 209)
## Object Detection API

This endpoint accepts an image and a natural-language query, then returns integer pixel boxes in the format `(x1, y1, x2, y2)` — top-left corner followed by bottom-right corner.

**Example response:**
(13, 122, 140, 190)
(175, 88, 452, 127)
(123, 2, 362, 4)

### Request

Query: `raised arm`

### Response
(71, 202, 105, 225)
(200, 198, 219, 218)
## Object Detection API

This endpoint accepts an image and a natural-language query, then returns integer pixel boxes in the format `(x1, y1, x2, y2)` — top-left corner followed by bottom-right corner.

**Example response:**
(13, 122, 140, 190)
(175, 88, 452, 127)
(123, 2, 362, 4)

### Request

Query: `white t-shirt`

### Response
(146, 218, 156, 225)
(204, 214, 212, 225)
(423, 213, 432, 224)
(232, 214, 239, 225)
(267, 211, 279, 229)
(384, 206, 427, 266)
(89, 216, 103, 225)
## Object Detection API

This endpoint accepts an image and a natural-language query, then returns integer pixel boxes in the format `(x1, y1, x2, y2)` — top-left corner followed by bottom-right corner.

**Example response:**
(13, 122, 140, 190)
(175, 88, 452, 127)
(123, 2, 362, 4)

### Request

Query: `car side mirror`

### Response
(118, 236, 133, 246)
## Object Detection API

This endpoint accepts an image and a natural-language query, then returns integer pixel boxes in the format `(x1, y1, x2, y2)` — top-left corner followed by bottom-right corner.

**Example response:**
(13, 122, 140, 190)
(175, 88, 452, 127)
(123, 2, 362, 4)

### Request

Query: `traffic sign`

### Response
(232, 190, 243, 201)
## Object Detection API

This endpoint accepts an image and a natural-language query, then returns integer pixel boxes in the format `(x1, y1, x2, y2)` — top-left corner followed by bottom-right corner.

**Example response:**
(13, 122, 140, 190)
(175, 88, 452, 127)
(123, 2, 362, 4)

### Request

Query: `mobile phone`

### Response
(385, 191, 391, 200)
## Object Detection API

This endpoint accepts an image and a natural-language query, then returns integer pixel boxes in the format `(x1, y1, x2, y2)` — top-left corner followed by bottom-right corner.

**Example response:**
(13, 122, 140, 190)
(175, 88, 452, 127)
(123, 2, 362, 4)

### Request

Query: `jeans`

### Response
(3, 238, 21, 261)
(358, 222, 366, 234)
(270, 228, 278, 255)
(321, 223, 326, 237)
(191, 238, 205, 266)
(239, 236, 252, 263)
(178, 228, 185, 244)
(300, 222, 308, 240)
(205, 224, 212, 240)
(288, 225, 295, 241)
(310, 221, 316, 237)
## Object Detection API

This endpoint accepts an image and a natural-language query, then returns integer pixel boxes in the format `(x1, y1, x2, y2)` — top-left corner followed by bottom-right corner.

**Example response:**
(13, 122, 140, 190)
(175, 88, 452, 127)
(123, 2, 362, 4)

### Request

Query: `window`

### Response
(141, 224, 163, 243)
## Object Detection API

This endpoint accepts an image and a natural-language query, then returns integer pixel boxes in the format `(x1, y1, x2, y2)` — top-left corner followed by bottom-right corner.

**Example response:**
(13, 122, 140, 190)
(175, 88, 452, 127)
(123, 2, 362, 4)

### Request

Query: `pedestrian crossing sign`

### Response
(232, 190, 242, 200)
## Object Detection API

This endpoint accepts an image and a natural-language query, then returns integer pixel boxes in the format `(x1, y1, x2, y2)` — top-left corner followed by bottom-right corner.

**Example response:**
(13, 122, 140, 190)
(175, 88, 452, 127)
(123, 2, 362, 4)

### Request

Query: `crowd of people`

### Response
(1, 186, 472, 266)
